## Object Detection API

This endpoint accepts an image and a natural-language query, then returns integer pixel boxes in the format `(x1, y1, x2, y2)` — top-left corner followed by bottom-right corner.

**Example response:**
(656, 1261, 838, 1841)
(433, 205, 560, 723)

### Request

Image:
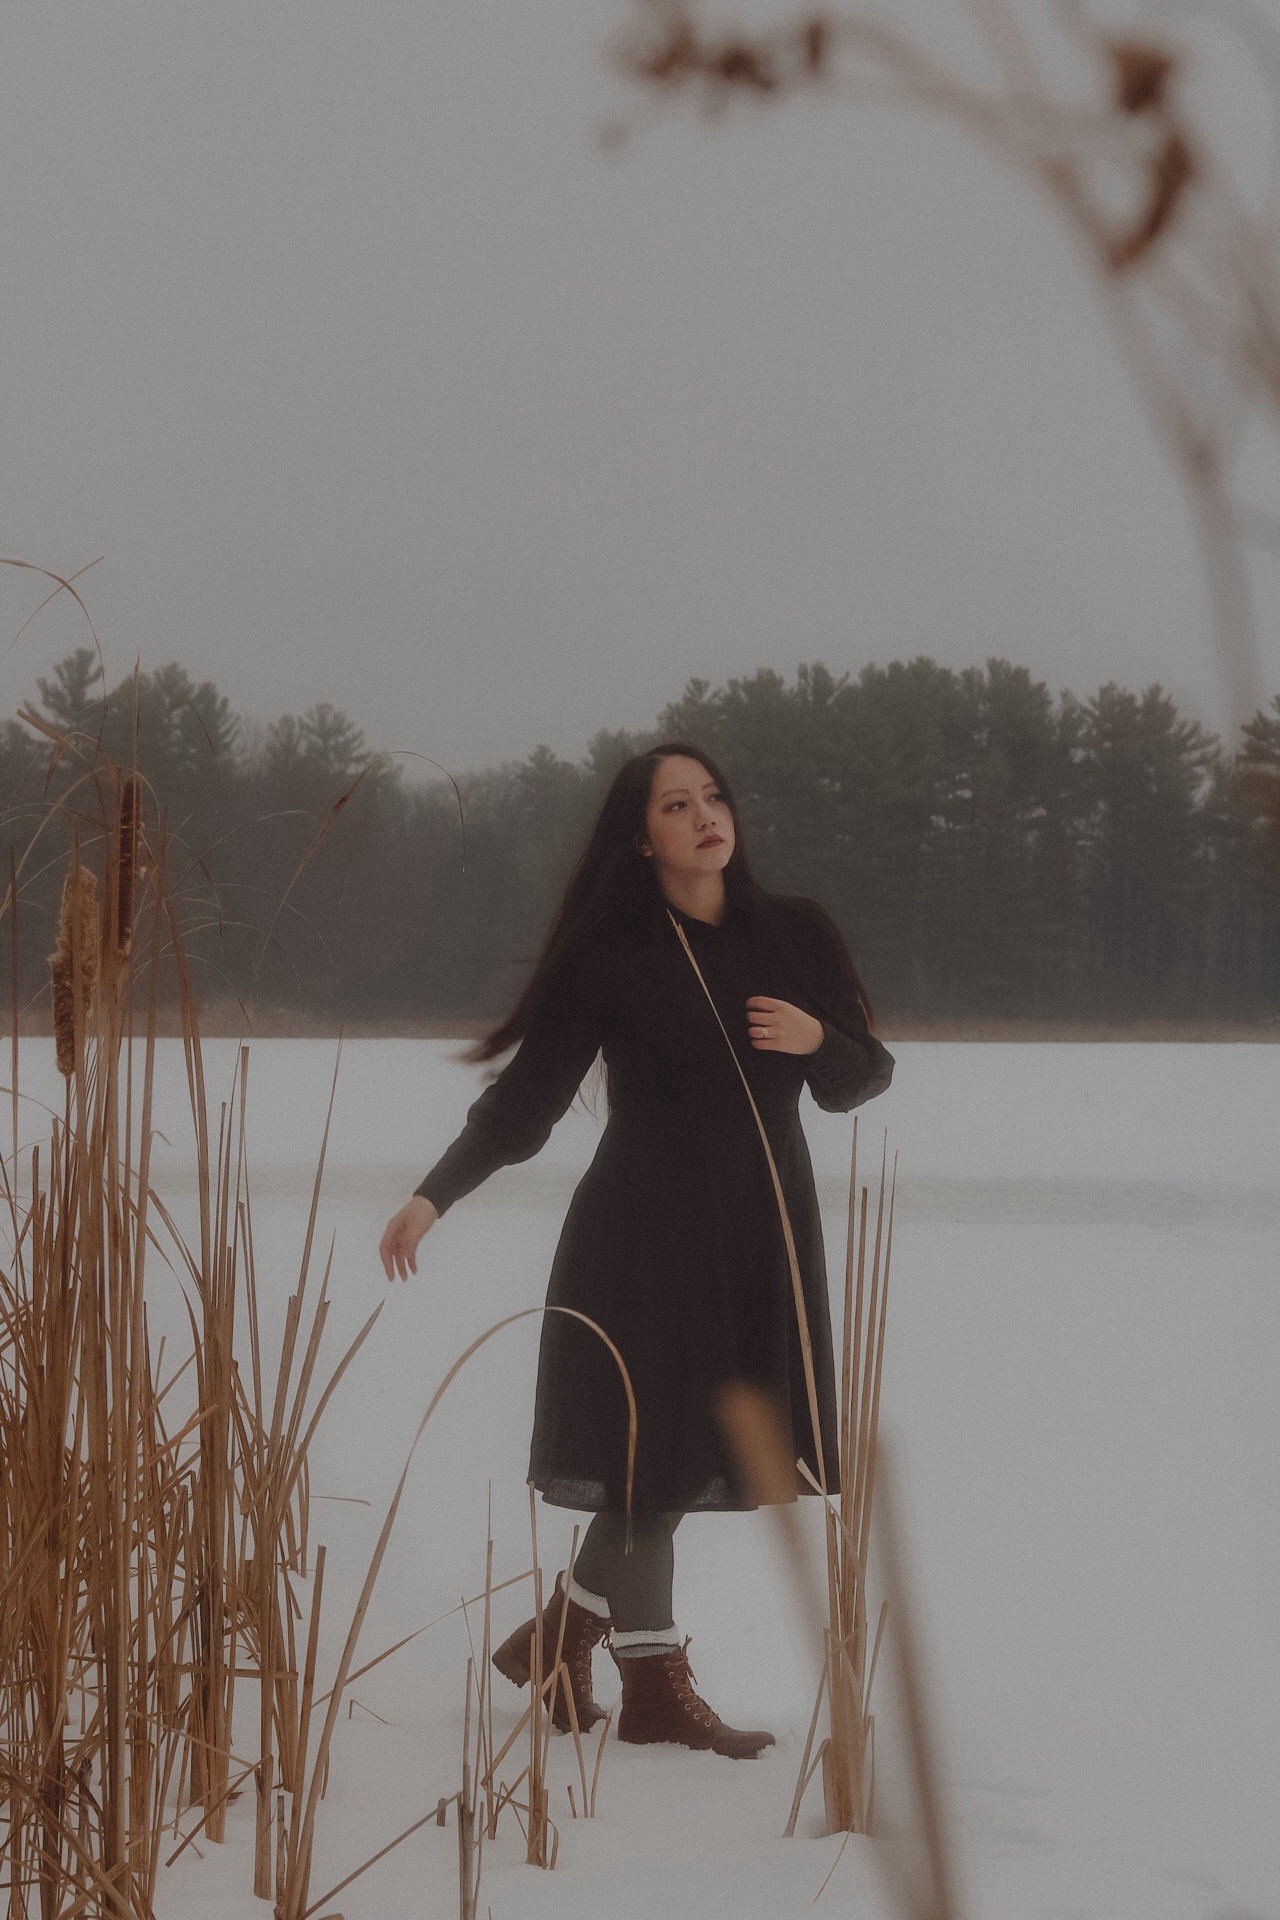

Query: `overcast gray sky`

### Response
(2, 0, 1278, 771)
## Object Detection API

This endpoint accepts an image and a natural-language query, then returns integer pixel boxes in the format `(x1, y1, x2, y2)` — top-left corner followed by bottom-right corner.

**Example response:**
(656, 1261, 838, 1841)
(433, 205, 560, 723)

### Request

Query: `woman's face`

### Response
(639, 754, 736, 879)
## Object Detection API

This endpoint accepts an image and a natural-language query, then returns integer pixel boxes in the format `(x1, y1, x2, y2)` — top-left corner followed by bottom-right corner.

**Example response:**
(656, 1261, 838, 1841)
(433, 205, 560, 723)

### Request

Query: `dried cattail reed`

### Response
(115, 774, 139, 957)
(5, 792, 642, 1920)
(4, 817, 382, 1920)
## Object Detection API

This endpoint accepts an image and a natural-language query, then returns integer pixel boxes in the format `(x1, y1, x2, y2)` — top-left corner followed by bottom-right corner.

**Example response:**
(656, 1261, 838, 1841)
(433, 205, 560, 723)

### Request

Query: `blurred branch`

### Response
(613, 0, 1280, 736)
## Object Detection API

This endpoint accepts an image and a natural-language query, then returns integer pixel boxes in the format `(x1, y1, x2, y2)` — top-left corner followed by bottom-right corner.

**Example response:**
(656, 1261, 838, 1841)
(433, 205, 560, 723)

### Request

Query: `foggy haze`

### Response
(2, 0, 1276, 772)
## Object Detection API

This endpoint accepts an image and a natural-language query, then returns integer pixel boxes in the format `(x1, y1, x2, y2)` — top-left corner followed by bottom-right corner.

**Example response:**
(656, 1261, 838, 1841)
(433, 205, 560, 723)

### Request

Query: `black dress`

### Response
(416, 889, 894, 1515)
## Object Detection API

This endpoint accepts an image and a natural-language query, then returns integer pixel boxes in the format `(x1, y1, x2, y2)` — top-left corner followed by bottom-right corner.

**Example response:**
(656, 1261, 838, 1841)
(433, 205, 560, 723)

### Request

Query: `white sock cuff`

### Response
(609, 1625, 679, 1651)
(565, 1576, 611, 1621)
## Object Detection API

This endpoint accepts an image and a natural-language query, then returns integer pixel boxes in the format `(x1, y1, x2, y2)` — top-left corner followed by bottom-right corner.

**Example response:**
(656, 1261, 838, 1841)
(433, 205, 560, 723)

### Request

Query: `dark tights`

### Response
(571, 1510, 684, 1631)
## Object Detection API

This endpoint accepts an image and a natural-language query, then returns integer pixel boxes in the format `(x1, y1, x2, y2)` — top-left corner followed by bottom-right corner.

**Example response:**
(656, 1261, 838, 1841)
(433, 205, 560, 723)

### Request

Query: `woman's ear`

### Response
(634, 832, 652, 858)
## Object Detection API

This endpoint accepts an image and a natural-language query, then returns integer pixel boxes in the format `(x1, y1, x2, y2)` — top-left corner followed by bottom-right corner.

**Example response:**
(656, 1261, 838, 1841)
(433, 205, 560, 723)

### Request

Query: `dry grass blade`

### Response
(0, 554, 105, 670)
(558, 1530, 592, 1821)
(669, 912, 827, 1487)
(525, 1487, 551, 1869)
(297, 1804, 444, 1920)
(310, 1566, 535, 1710)
(587, 1711, 612, 1818)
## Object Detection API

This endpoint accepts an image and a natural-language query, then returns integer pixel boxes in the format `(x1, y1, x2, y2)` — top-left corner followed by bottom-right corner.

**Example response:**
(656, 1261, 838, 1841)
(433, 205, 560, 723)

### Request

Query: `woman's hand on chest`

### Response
(745, 995, 824, 1055)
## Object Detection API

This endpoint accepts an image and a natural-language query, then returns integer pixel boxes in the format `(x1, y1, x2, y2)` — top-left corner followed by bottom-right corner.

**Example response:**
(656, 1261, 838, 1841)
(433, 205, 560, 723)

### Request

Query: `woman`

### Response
(379, 745, 893, 1759)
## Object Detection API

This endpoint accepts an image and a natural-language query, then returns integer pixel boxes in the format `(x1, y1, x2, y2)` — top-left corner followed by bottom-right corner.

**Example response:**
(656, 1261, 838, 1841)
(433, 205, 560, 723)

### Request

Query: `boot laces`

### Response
(567, 1635, 595, 1696)
(562, 1600, 605, 1699)
(668, 1639, 717, 1728)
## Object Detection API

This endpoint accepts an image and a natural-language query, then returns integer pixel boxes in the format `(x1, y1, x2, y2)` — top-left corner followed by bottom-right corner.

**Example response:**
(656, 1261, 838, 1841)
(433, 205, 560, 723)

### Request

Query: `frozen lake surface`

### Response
(16, 1038, 1278, 1919)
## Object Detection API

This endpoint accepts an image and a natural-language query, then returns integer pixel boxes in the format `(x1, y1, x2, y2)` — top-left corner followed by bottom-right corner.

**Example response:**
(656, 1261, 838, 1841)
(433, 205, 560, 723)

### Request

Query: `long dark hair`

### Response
(471, 743, 754, 1061)
(470, 740, 875, 1061)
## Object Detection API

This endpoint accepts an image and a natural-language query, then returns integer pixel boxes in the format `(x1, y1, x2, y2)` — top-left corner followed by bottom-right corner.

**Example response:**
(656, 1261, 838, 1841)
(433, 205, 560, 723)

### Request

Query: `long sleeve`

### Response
(415, 954, 603, 1216)
(805, 1018, 894, 1113)
(785, 899, 895, 1114)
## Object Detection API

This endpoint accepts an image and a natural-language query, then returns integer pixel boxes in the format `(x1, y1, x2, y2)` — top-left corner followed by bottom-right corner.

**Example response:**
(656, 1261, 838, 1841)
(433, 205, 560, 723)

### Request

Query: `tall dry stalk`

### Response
(1, 771, 192, 1918)
(524, 1489, 555, 1870)
(718, 1124, 896, 1838)
(810, 1126, 895, 1836)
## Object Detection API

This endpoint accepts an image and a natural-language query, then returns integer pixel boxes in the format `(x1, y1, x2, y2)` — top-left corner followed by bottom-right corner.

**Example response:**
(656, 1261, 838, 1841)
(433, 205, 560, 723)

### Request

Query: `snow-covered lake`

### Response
(17, 1039, 1280, 1919)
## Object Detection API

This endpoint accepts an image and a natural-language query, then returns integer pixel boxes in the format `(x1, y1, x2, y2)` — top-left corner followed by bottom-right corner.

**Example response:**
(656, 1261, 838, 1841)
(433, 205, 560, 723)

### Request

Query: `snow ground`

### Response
(14, 1040, 1280, 1919)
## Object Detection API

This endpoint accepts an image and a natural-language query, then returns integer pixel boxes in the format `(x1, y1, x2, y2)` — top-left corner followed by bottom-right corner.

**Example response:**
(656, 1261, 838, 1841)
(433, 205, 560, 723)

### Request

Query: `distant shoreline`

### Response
(6, 1003, 1279, 1044)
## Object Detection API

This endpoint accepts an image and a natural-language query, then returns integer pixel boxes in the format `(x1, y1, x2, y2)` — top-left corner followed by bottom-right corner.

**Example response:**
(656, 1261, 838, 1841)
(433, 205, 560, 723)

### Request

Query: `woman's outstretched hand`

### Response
(746, 996, 824, 1055)
(379, 1195, 439, 1282)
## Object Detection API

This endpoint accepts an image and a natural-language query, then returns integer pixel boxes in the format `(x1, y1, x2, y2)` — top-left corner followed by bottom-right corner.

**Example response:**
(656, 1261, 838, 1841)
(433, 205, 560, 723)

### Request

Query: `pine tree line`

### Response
(3, 648, 1278, 1027)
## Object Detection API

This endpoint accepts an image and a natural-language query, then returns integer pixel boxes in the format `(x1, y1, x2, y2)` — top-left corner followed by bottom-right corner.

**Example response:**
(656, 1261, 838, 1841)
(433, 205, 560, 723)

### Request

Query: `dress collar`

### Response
(663, 894, 739, 935)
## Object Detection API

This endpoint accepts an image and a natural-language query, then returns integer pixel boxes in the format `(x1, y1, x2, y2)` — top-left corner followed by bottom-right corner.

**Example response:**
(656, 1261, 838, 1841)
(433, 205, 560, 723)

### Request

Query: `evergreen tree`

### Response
(3, 648, 1276, 1026)
(36, 647, 104, 733)
(1074, 684, 1217, 1015)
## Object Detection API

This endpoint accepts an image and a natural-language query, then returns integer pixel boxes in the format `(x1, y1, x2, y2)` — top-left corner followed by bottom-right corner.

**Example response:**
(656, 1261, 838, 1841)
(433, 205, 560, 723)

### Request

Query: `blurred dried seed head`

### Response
(802, 15, 831, 76)
(1106, 131, 1196, 272)
(614, 0, 833, 109)
(1107, 38, 1176, 116)
(716, 1380, 800, 1503)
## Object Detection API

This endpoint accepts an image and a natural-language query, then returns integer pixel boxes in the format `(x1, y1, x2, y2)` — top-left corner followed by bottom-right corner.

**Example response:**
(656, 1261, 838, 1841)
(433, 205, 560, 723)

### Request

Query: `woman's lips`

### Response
(697, 835, 724, 849)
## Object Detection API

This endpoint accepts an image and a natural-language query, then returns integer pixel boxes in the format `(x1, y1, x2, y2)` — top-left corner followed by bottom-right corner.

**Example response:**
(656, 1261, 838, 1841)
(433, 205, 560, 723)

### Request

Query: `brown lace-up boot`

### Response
(491, 1576, 609, 1732)
(612, 1640, 775, 1759)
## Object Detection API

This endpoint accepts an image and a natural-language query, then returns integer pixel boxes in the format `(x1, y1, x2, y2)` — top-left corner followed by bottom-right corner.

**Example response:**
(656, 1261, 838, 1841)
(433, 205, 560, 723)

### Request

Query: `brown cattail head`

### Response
(49, 863, 101, 1076)
(50, 953, 75, 1076)
(115, 776, 139, 957)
